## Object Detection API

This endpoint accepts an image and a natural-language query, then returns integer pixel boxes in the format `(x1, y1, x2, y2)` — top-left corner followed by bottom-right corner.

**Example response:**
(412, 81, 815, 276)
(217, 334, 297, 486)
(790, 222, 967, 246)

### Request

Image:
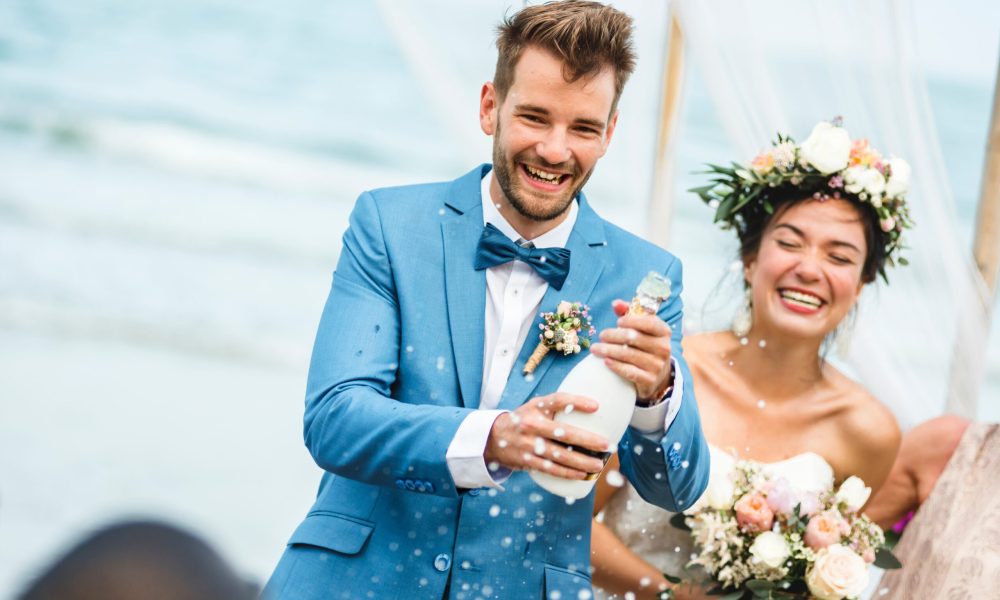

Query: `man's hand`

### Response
(484, 393, 610, 480)
(590, 299, 673, 403)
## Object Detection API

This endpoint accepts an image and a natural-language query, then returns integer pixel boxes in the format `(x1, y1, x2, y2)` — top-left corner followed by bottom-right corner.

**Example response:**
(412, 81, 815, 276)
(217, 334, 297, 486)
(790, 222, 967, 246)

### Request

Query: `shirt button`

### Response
(433, 553, 451, 572)
(513, 289, 520, 296)
(500, 348, 509, 357)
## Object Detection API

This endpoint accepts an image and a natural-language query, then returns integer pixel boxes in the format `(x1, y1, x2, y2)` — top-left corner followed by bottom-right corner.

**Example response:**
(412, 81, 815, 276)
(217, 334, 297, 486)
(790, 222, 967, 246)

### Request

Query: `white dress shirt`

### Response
(444, 174, 684, 490)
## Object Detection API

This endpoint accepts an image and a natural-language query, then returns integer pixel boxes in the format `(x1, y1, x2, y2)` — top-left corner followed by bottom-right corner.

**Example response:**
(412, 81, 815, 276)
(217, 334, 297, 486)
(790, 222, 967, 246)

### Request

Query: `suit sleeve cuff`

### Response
(630, 357, 684, 438)
(446, 409, 511, 490)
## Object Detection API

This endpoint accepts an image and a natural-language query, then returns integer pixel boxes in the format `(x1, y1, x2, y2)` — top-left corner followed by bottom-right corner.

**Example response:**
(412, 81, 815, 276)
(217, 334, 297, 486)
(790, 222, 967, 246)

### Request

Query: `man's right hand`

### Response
(484, 392, 609, 480)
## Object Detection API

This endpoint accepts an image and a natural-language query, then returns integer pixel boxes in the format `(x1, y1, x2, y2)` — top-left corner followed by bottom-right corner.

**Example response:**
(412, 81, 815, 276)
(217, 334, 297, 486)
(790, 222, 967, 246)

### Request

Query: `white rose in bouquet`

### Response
(705, 469, 736, 510)
(687, 463, 737, 513)
(806, 544, 869, 600)
(800, 122, 852, 174)
(885, 157, 912, 198)
(749, 531, 790, 569)
(835, 476, 872, 513)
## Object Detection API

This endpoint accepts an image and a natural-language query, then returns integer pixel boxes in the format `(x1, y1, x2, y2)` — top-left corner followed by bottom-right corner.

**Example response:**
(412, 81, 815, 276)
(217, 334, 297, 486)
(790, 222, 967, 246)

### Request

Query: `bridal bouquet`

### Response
(665, 461, 900, 600)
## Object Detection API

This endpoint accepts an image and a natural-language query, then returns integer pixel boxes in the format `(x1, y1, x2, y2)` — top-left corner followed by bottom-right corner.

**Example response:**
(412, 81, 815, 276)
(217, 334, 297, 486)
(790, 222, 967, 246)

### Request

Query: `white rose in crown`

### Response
(800, 121, 852, 174)
(885, 157, 912, 198)
(749, 531, 790, 569)
(835, 476, 872, 512)
(843, 166, 864, 194)
(806, 544, 869, 600)
(843, 166, 885, 199)
(862, 168, 886, 197)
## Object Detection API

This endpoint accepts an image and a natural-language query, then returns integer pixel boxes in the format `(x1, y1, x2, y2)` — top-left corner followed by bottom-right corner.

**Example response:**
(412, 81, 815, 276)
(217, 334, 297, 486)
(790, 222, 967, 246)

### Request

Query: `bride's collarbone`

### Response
(696, 382, 852, 464)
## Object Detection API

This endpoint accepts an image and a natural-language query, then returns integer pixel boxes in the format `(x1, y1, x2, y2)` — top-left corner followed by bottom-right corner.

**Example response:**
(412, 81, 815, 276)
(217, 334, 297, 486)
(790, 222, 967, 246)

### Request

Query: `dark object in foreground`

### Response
(18, 520, 258, 600)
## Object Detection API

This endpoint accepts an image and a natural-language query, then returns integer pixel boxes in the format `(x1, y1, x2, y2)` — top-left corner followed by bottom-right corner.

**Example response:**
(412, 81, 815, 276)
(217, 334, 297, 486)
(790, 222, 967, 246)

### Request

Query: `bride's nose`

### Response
(793, 252, 822, 282)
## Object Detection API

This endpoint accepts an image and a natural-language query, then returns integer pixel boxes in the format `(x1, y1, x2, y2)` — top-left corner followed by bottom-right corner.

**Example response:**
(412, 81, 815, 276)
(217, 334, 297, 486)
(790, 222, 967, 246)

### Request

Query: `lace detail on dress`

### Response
(878, 423, 1000, 599)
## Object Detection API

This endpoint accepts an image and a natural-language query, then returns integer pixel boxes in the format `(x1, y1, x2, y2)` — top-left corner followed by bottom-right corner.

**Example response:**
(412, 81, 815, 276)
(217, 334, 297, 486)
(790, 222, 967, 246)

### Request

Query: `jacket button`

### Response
(433, 553, 451, 572)
(415, 481, 427, 493)
(404, 480, 416, 490)
(395, 479, 406, 490)
(468, 488, 480, 497)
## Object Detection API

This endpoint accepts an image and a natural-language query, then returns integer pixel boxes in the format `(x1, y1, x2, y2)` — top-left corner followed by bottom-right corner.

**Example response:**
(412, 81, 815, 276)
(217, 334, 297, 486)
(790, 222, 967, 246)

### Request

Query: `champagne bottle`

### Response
(529, 271, 672, 499)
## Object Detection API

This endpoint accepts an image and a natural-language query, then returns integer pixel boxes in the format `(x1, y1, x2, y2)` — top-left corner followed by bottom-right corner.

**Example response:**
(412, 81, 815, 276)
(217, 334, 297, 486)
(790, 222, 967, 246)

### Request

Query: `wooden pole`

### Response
(973, 55, 1000, 297)
(646, 11, 686, 249)
(945, 52, 1000, 418)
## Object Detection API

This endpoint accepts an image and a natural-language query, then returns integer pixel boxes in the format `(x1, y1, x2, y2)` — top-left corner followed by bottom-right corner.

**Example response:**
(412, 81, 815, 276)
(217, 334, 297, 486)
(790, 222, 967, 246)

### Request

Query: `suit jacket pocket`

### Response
(543, 564, 591, 598)
(288, 512, 375, 555)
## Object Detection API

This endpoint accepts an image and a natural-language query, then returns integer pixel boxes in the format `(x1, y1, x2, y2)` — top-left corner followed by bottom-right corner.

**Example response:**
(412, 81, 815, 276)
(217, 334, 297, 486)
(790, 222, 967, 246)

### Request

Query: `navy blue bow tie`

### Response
(474, 223, 571, 290)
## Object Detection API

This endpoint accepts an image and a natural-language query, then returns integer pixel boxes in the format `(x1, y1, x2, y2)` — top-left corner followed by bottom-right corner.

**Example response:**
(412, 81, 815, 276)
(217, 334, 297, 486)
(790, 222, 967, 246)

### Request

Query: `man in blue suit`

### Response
(264, 2, 709, 598)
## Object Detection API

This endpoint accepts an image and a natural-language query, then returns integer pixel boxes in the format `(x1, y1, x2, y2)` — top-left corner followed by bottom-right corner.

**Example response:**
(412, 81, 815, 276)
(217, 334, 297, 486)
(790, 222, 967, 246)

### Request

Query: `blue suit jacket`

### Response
(264, 165, 709, 599)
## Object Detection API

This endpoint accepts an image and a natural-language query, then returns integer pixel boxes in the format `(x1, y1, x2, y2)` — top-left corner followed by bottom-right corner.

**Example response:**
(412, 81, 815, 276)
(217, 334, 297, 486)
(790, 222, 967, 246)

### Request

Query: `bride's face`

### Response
(745, 198, 867, 341)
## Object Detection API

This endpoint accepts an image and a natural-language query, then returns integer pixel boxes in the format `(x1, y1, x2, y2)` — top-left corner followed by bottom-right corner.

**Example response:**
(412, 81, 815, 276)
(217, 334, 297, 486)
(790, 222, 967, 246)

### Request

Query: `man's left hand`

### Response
(590, 299, 674, 404)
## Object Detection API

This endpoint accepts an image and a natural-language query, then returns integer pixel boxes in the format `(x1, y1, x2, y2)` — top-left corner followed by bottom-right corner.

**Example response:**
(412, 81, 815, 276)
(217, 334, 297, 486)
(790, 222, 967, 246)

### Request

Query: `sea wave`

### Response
(0, 297, 309, 368)
(0, 106, 416, 195)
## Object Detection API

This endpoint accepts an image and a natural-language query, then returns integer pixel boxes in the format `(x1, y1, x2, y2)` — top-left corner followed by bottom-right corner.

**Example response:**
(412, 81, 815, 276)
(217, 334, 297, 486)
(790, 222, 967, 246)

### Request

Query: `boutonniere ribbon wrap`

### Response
(523, 301, 596, 375)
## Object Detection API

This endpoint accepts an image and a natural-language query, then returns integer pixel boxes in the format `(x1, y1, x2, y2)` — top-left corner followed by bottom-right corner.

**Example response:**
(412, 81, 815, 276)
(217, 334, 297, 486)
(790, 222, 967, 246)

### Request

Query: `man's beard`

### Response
(491, 127, 592, 223)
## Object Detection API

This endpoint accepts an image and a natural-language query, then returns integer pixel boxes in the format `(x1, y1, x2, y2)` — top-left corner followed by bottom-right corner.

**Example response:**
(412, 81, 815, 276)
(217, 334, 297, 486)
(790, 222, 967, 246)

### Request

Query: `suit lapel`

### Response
(499, 194, 608, 409)
(442, 165, 491, 408)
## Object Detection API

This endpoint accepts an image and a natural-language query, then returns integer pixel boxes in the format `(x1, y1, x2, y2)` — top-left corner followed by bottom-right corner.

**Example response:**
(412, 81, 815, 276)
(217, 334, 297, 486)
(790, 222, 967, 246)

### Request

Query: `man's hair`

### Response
(494, 1, 636, 115)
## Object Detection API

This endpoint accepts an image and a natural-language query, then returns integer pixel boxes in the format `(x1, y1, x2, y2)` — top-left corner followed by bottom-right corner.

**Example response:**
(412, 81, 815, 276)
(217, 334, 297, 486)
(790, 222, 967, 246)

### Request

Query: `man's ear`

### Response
(480, 82, 498, 136)
(599, 109, 619, 156)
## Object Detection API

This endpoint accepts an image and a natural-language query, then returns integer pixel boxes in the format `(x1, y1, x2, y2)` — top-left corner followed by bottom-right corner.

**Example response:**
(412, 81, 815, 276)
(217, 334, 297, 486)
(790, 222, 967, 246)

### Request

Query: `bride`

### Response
(591, 120, 909, 599)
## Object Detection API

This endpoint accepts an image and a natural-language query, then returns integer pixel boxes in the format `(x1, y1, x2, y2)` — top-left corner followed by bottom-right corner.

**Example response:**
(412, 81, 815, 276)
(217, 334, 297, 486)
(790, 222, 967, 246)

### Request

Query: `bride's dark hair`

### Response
(734, 188, 889, 284)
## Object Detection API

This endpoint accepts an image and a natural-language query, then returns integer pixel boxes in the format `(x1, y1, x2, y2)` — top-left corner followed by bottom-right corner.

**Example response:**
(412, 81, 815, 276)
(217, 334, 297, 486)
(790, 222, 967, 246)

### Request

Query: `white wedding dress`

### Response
(594, 445, 835, 600)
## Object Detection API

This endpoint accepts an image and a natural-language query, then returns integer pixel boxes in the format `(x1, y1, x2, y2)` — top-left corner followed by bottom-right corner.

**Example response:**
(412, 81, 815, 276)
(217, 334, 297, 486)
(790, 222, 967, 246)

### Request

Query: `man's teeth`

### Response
(780, 290, 823, 308)
(525, 165, 562, 183)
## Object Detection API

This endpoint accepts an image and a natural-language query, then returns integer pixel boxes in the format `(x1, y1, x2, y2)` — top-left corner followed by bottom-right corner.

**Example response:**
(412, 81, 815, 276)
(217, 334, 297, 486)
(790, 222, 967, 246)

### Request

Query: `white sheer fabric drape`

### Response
(672, 0, 990, 429)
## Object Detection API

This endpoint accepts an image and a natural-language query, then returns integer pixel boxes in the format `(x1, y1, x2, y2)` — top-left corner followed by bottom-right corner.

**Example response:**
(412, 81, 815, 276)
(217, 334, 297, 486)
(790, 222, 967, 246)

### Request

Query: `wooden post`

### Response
(973, 56, 1000, 297)
(945, 53, 1000, 418)
(646, 12, 685, 249)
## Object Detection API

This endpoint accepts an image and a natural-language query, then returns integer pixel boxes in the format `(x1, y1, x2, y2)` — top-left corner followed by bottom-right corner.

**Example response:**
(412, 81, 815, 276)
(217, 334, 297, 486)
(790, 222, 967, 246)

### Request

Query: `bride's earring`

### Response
(732, 288, 753, 338)
(835, 308, 858, 357)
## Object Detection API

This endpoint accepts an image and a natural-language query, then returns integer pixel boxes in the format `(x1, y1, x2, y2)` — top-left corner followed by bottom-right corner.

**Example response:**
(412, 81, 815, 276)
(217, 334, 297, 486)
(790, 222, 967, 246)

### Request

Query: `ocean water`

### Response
(0, 0, 997, 595)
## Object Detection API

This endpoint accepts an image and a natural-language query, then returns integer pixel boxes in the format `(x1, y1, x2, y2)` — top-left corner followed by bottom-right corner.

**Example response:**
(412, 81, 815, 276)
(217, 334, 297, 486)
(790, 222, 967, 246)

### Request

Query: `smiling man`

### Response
(263, 2, 708, 599)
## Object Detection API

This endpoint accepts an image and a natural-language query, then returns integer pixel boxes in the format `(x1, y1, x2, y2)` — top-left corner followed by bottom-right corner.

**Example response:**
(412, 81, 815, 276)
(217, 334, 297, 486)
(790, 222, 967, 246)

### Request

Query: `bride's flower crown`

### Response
(691, 118, 913, 281)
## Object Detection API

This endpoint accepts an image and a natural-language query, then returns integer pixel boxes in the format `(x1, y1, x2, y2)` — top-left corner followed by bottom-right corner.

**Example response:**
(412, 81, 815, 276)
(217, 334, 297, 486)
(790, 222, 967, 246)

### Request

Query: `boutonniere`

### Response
(523, 301, 596, 374)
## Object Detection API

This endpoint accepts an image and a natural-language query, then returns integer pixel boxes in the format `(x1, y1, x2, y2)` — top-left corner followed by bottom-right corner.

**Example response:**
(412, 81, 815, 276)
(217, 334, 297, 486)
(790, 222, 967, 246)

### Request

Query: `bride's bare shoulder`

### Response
(824, 367, 901, 489)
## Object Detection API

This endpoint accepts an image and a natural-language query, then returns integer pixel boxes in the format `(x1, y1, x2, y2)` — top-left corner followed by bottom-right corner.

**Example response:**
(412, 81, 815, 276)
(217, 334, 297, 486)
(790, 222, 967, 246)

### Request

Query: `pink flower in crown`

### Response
(804, 510, 851, 550)
(751, 150, 776, 175)
(734, 492, 774, 533)
(849, 138, 882, 169)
